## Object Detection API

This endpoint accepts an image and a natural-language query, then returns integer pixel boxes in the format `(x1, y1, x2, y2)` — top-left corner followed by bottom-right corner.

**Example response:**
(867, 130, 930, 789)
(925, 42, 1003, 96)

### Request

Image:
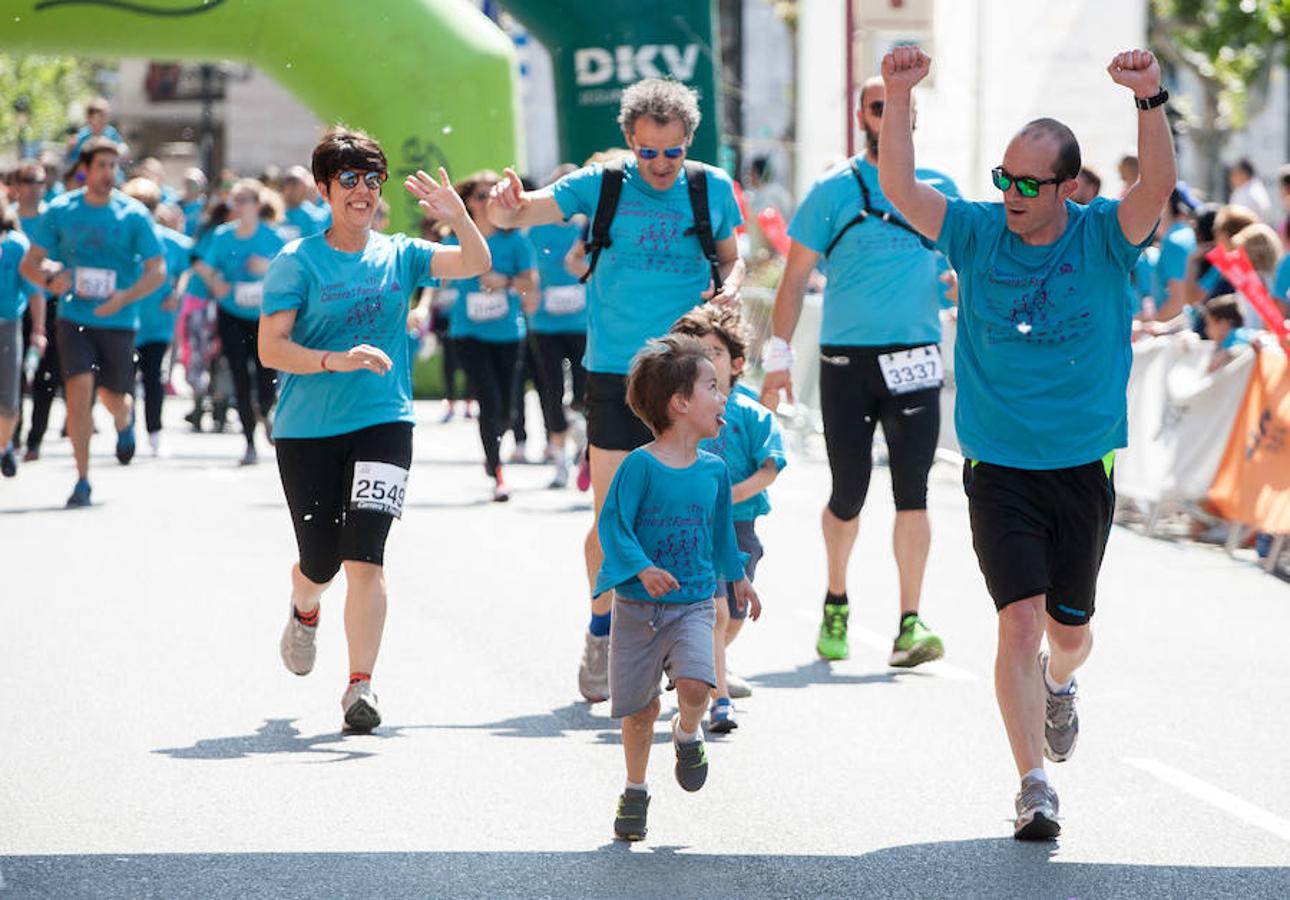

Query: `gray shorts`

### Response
(609, 597, 716, 719)
(0, 317, 20, 417)
(715, 520, 765, 620)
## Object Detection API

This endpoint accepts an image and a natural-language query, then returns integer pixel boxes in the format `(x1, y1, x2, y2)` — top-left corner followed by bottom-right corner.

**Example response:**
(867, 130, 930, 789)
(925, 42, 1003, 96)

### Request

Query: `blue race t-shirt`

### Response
(200, 221, 286, 321)
(528, 221, 588, 335)
(595, 448, 748, 603)
(181, 199, 205, 237)
(263, 231, 434, 439)
(1126, 245, 1159, 315)
(444, 229, 533, 343)
(0, 230, 31, 321)
(790, 156, 959, 346)
(1273, 253, 1290, 306)
(277, 202, 331, 243)
(935, 196, 1153, 469)
(551, 159, 743, 373)
(31, 188, 163, 331)
(66, 124, 124, 165)
(1153, 220, 1195, 303)
(699, 388, 786, 521)
(136, 225, 193, 346)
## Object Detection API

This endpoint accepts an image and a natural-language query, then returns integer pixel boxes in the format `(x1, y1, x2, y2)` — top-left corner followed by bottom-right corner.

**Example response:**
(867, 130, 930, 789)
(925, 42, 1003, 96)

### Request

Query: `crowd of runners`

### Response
(0, 45, 1219, 844)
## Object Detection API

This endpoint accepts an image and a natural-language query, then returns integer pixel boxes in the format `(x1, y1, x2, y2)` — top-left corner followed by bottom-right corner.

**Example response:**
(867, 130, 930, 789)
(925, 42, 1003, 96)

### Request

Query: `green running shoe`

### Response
(888, 614, 944, 668)
(816, 603, 850, 660)
(613, 788, 650, 841)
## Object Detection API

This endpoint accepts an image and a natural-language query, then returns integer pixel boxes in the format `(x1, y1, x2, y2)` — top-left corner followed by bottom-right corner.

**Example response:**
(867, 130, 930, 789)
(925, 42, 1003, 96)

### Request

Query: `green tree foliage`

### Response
(0, 55, 105, 159)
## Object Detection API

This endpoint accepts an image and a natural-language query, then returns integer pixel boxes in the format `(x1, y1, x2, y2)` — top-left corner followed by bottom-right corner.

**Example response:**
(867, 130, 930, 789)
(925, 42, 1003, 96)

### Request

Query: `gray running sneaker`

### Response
(1014, 774, 1061, 840)
(279, 607, 317, 676)
(726, 673, 753, 699)
(672, 714, 709, 792)
(613, 788, 650, 841)
(341, 680, 381, 733)
(578, 631, 610, 702)
(1039, 651, 1079, 763)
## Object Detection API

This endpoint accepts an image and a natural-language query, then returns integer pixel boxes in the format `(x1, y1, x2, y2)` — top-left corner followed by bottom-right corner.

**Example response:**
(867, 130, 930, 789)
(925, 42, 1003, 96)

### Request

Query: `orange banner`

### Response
(1209, 350, 1290, 533)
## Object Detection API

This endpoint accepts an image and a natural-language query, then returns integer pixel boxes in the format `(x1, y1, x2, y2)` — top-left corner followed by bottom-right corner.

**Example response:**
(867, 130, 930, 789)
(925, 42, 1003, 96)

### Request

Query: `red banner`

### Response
(1204, 246, 1289, 343)
(757, 206, 791, 257)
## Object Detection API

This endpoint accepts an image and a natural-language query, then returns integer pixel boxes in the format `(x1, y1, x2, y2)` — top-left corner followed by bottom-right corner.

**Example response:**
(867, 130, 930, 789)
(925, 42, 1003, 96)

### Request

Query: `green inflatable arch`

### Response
(2, 0, 520, 236)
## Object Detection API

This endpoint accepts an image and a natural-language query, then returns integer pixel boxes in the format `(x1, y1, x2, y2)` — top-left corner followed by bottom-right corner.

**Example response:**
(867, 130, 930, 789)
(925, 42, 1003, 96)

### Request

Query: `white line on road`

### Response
(1124, 757, 1290, 843)
(792, 609, 979, 681)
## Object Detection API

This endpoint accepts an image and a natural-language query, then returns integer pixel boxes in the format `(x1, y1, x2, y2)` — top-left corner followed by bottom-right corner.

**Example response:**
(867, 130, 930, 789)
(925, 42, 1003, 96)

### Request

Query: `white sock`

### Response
(1023, 767, 1048, 785)
(1043, 658, 1075, 695)
(625, 780, 648, 794)
(674, 722, 699, 744)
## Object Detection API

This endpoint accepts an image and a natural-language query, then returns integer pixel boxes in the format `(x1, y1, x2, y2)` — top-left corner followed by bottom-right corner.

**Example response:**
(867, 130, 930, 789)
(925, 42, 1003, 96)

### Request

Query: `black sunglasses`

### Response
(868, 101, 884, 118)
(992, 166, 1063, 199)
(20, 176, 46, 186)
(336, 169, 387, 191)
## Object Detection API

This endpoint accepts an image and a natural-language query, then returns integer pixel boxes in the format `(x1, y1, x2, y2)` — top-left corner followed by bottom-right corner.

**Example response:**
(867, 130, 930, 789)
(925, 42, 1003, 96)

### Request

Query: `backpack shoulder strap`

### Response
(682, 160, 724, 296)
(579, 159, 625, 285)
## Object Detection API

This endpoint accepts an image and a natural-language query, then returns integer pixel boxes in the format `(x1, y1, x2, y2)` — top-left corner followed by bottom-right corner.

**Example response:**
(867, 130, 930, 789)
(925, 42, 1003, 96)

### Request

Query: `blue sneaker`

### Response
(115, 419, 136, 465)
(0, 447, 16, 478)
(66, 478, 92, 508)
(708, 697, 737, 734)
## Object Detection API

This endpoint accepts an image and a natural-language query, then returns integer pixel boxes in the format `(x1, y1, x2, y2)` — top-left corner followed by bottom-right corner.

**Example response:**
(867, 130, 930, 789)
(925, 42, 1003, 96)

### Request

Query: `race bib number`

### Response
(544, 284, 586, 316)
(74, 267, 116, 300)
(878, 345, 943, 395)
(350, 461, 409, 519)
(234, 281, 265, 310)
(466, 290, 508, 322)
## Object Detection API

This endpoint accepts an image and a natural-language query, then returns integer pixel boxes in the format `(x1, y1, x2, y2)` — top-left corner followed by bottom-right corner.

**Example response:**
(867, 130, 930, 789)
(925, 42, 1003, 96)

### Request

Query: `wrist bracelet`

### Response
(1135, 88, 1168, 110)
(761, 336, 795, 373)
(320, 351, 332, 372)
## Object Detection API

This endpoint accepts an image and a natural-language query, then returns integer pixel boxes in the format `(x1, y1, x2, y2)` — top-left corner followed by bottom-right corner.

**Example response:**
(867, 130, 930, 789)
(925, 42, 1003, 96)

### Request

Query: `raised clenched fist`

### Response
(1107, 49, 1162, 98)
(881, 45, 931, 94)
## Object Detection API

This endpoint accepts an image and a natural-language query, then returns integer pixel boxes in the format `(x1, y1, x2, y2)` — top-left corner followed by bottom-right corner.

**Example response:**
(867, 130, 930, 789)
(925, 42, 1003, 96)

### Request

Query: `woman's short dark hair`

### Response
(311, 126, 387, 189)
(626, 334, 713, 436)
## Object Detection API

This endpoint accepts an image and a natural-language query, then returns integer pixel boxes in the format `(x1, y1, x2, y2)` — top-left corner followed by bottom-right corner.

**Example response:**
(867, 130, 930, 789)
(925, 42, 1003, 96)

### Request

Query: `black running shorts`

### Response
(962, 457, 1116, 626)
(585, 371, 652, 452)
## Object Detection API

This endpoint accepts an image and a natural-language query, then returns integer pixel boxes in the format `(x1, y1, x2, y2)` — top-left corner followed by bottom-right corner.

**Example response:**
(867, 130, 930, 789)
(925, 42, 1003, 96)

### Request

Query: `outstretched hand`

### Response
(404, 167, 466, 223)
(1107, 49, 1162, 97)
(881, 45, 931, 93)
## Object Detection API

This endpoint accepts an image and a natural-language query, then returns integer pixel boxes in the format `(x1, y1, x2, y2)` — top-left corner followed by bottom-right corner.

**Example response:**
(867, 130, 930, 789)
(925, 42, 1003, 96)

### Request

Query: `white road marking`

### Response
(1123, 757, 1290, 843)
(792, 609, 978, 682)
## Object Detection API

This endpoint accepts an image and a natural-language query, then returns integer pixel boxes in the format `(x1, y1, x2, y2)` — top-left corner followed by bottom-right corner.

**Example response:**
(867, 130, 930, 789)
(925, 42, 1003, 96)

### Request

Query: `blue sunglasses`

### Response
(636, 145, 686, 160)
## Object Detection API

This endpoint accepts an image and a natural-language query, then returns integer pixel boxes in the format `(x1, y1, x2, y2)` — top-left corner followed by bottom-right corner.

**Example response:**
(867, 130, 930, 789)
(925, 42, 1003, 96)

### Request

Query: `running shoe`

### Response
(115, 419, 136, 465)
(22, 447, 39, 462)
(613, 788, 650, 841)
(708, 697, 737, 734)
(549, 456, 570, 489)
(888, 614, 945, 668)
(509, 443, 528, 465)
(672, 715, 709, 792)
(341, 680, 381, 733)
(279, 605, 318, 676)
(66, 478, 92, 508)
(578, 630, 610, 702)
(1040, 651, 1080, 763)
(0, 448, 16, 478)
(575, 452, 591, 492)
(492, 468, 510, 502)
(726, 673, 753, 699)
(240, 444, 258, 467)
(816, 603, 850, 660)
(1014, 775, 1061, 840)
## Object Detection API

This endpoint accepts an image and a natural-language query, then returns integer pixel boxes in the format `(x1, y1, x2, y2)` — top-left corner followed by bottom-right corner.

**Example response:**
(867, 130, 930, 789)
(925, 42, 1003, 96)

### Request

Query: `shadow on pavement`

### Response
(153, 719, 403, 763)
(0, 504, 92, 515)
(428, 702, 687, 747)
(747, 659, 926, 690)
(3, 840, 1286, 898)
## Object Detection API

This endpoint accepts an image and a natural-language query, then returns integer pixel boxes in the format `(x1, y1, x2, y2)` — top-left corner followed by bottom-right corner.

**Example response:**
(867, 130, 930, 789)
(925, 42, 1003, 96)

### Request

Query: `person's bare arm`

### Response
(877, 46, 948, 243)
(95, 256, 166, 318)
(705, 234, 745, 308)
(259, 307, 393, 375)
(758, 238, 819, 411)
(19, 245, 70, 296)
(405, 168, 492, 280)
(1110, 50, 1176, 245)
(486, 166, 566, 230)
(731, 459, 780, 505)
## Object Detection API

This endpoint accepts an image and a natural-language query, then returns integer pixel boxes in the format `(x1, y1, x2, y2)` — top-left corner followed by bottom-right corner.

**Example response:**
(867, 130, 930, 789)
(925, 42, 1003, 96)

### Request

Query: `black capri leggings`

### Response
(819, 344, 940, 520)
(457, 337, 521, 477)
(533, 331, 587, 436)
(135, 341, 169, 435)
(275, 421, 414, 584)
(217, 309, 276, 445)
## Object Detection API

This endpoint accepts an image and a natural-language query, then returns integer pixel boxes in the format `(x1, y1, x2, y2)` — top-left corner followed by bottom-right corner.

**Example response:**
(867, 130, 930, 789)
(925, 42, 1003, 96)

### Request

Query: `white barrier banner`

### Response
(1116, 335, 1255, 503)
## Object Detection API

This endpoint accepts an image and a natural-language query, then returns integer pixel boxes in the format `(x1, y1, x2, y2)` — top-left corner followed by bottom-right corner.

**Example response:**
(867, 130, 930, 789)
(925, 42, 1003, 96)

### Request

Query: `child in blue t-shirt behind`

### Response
(596, 333, 760, 842)
(673, 305, 785, 734)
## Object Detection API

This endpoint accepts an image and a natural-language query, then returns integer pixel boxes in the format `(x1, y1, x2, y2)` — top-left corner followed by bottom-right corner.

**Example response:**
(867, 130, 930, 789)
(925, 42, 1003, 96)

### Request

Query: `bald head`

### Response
(1014, 118, 1081, 182)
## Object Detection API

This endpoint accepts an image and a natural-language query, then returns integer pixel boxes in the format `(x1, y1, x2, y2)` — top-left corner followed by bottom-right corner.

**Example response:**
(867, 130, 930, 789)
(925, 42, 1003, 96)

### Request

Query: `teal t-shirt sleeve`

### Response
(708, 169, 743, 240)
(397, 235, 435, 292)
(749, 405, 787, 472)
(934, 197, 989, 270)
(1274, 255, 1290, 301)
(1199, 266, 1221, 293)
(551, 165, 601, 221)
(262, 250, 308, 314)
(786, 176, 834, 254)
(1092, 198, 1154, 269)
(711, 465, 748, 582)
(594, 454, 656, 597)
(130, 206, 164, 264)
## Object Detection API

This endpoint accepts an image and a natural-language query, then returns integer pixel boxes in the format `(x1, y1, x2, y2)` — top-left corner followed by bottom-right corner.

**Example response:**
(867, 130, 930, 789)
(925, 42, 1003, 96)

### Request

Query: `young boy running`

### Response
(671, 305, 784, 732)
(596, 334, 760, 841)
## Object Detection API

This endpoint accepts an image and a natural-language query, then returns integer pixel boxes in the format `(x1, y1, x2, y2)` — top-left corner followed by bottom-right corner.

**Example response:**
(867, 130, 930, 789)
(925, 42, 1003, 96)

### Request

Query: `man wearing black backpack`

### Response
(760, 76, 958, 671)
(488, 78, 745, 703)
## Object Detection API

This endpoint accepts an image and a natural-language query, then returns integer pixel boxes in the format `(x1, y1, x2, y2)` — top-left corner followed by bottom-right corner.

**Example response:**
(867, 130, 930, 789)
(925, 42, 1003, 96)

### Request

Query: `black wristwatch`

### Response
(1135, 88, 1169, 110)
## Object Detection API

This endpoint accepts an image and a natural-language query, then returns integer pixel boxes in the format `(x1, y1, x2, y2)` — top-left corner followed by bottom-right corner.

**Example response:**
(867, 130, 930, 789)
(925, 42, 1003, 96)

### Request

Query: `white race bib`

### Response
(466, 290, 508, 322)
(544, 284, 586, 316)
(74, 267, 116, 300)
(878, 345, 943, 395)
(350, 461, 409, 519)
(234, 281, 265, 310)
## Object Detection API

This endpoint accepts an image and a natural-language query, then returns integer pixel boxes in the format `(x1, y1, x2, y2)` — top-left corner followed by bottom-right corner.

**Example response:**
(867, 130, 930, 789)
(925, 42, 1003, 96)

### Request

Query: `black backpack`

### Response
(824, 157, 935, 257)
(579, 159, 725, 295)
